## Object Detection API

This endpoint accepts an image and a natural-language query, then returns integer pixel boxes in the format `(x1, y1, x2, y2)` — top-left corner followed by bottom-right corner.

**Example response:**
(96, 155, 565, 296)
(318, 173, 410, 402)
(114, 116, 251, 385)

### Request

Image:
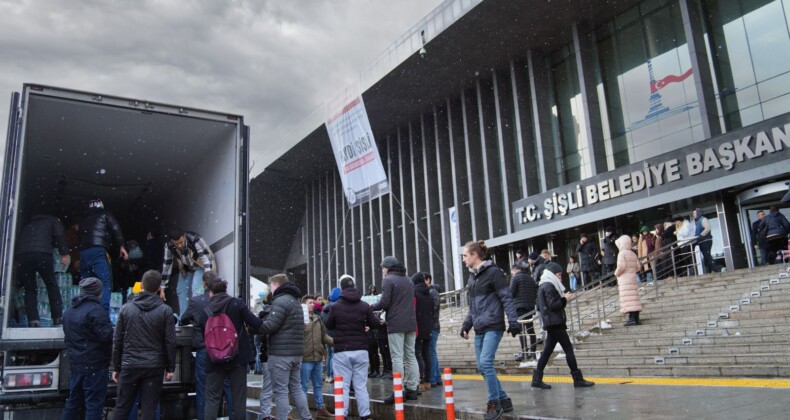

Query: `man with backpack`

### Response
(196, 275, 263, 420)
(258, 274, 312, 420)
(110, 270, 175, 419)
(180, 271, 234, 420)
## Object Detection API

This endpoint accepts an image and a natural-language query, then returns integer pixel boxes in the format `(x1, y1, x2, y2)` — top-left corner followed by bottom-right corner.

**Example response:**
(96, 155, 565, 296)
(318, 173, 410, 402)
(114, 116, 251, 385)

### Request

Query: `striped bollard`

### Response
(334, 375, 344, 420)
(393, 371, 405, 420)
(444, 368, 456, 420)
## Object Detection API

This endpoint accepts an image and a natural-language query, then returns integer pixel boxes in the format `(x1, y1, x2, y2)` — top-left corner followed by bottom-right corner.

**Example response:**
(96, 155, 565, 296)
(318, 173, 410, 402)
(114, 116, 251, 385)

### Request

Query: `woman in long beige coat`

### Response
(615, 235, 643, 326)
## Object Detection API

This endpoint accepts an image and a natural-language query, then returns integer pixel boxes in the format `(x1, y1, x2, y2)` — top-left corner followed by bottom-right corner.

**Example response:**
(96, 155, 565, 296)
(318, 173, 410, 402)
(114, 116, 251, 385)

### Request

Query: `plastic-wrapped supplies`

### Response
(53, 248, 70, 273)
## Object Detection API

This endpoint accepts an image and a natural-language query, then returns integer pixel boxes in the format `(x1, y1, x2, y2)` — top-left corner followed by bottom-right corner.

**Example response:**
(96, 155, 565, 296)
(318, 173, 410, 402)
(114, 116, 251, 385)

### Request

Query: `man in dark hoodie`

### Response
(258, 274, 312, 420)
(110, 270, 175, 419)
(601, 226, 618, 277)
(509, 260, 537, 362)
(15, 214, 70, 326)
(326, 275, 382, 420)
(79, 198, 128, 313)
(179, 271, 233, 420)
(371, 256, 420, 402)
(198, 275, 263, 420)
(412, 272, 435, 390)
(61, 277, 114, 419)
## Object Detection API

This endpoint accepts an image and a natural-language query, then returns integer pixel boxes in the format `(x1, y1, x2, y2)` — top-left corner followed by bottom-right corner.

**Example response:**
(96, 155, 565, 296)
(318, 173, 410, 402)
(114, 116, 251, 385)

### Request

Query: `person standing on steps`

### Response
(615, 235, 642, 326)
(751, 210, 768, 265)
(531, 262, 594, 390)
(762, 205, 790, 264)
(509, 260, 537, 362)
(692, 209, 723, 273)
(460, 241, 521, 420)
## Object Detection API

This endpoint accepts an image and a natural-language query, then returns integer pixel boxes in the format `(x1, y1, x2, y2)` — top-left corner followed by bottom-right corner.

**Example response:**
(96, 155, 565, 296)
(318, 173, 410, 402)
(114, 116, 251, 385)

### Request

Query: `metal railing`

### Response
(439, 287, 468, 322)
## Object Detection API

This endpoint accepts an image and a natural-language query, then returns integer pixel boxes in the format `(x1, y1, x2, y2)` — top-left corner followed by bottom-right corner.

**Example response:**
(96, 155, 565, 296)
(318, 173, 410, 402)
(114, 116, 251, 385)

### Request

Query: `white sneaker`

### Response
(600, 320, 612, 329)
(519, 361, 538, 368)
(555, 353, 566, 360)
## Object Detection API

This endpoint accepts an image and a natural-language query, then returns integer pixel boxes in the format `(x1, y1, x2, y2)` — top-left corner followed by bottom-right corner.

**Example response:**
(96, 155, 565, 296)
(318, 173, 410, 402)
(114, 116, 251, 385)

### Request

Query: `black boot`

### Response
(635, 312, 641, 325)
(571, 370, 595, 388)
(624, 312, 637, 326)
(531, 370, 551, 389)
(485, 400, 503, 420)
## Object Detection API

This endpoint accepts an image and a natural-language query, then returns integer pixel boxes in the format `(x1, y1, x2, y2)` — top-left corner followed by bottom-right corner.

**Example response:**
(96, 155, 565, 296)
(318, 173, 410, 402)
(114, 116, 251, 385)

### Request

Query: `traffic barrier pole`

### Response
(393, 371, 405, 420)
(334, 375, 344, 420)
(444, 368, 456, 420)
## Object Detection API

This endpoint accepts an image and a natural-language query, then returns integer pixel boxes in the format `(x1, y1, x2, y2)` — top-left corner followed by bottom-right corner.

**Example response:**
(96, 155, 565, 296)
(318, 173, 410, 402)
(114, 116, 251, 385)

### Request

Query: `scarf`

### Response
(539, 269, 565, 296)
(469, 259, 493, 275)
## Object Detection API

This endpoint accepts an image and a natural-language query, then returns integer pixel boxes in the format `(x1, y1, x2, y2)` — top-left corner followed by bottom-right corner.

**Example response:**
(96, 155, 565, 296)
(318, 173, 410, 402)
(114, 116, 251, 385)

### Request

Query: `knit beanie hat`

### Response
(80, 277, 103, 297)
(545, 262, 564, 275)
(411, 272, 425, 285)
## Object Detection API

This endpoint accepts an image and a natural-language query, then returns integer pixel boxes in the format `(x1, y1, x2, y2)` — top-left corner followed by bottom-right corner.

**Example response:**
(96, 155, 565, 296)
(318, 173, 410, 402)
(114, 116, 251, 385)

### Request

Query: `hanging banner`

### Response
(325, 87, 390, 207)
(448, 206, 464, 291)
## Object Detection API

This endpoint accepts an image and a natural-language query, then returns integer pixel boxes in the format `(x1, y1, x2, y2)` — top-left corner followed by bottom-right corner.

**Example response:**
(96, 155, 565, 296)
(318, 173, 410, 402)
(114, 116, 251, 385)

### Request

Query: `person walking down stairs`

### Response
(531, 262, 594, 390)
(615, 235, 643, 326)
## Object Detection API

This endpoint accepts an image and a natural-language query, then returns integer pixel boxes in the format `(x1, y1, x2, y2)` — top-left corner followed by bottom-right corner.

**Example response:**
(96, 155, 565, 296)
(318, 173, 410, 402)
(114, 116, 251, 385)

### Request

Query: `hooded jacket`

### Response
(536, 270, 567, 331)
(303, 311, 333, 362)
(62, 294, 113, 373)
(576, 240, 598, 272)
(16, 215, 68, 256)
(614, 235, 642, 314)
(509, 269, 537, 311)
(414, 282, 434, 340)
(602, 233, 618, 265)
(461, 260, 519, 335)
(430, 285, 441, 332)
(112, 292, 176, 372)
(258, 282, 305, 356)
(79, 208, 125, 251)
(371, 265, 416, 334)
(326, 287, 381, 353)
(763, 210, 790, 239)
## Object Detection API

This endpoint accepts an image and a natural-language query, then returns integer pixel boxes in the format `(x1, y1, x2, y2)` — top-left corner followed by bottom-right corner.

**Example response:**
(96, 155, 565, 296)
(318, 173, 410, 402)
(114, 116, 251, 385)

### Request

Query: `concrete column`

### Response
(572, 21, 608, 177)
(527, 50, 558, 191)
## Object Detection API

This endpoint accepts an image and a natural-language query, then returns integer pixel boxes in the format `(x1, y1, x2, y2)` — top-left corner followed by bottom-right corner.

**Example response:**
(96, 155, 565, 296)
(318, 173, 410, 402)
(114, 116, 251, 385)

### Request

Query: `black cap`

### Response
(545, 262, 563, 275)
(528, 252, 539, 261)
(411, 272, 425, 285)
(605, 226, 615, 233)
(339, 274, 355, 290)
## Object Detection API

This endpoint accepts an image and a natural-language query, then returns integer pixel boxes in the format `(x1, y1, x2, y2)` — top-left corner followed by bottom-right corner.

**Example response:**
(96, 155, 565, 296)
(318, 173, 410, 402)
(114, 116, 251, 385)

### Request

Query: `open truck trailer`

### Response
(0, 84, 250, 417)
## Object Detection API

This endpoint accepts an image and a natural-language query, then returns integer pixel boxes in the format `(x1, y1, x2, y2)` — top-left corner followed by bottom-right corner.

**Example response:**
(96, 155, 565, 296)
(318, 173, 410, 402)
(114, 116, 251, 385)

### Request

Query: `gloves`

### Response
(460, 329, 469, 338)
(507, 322, 521, 338)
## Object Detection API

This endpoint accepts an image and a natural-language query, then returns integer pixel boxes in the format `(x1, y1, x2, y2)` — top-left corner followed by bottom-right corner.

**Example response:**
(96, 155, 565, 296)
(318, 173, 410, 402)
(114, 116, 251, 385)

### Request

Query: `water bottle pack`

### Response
(110, 307, 120, 325)
(110, 293, 123, 309)
(56, 272, 73, 288)
(53, 248, 70, 273)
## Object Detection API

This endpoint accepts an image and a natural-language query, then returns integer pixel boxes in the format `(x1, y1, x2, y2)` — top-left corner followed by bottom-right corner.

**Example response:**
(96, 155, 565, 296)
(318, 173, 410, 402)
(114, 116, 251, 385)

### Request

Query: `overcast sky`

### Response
(0, 0, 443, 178)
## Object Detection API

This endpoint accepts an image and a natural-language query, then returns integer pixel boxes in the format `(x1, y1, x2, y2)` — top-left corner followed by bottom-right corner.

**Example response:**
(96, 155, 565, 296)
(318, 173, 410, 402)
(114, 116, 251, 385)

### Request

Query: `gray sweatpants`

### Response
(333, 350, 371, 417)
(268, 355, 311, 420)
(258, 362, 272, 419)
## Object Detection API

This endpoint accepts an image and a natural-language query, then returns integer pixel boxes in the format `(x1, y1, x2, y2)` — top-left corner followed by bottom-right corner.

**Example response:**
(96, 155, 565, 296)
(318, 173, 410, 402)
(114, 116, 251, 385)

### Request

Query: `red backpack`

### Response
(204, 300, 239, 363)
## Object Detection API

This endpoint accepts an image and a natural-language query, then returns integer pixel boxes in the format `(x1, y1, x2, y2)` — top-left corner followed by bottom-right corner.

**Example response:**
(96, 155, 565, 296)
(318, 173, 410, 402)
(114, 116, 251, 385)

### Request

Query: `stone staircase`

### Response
(436, 264, 790, 378)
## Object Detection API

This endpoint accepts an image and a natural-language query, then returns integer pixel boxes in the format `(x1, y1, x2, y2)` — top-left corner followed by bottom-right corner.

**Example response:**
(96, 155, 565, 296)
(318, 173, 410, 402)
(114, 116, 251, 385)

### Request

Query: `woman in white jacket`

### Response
(615, 235, 643, 326)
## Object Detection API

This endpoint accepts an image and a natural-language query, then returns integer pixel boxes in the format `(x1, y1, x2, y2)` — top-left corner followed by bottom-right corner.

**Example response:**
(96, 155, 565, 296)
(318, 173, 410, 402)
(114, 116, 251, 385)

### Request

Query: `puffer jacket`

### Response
(326, 287, 381, 353)
(63, 294, 113, 373)
(414, 282, 434, 340)
(430, 285, 441, 332)
(79, 208, 125, 250)
(179, 292, 210, 349)
(461, 260, 519, 335)
(259, 282, 305, 356)
(200, 293, 263, 369)
(764, 210, 790, 239)
(112, 292, 176, 372)
(509, 270, 537, 311)
(303, 314, 332, 362)
(535, 274, 567, 331)
(16, 215, 68, 256)
(615, 235, 642, 314)
(371, 265, 416, 333)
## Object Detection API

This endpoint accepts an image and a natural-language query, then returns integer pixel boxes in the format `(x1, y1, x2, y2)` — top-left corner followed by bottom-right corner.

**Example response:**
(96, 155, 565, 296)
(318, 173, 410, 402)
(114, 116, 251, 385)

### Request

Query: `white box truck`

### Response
(0, 84, 250, 417)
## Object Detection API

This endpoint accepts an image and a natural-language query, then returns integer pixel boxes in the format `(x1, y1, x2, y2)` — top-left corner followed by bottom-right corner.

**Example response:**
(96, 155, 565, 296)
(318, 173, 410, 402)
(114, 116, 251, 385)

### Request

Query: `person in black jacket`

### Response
(751, 211, 768, 265)
(576, 233, 597, 290)
(110, 270, 175, 419)
(15, 214, 70, 326)
(258, 274, 312, 420)
(509, 260, 537, 362)
(460, 241, 520, 420)
(411, 272, 435, 390)
(601, 226, 618, 277)
(61, 277, 114, 419)
(79, 199, 128, 313)
(531, 249, 552, 285)
(179, 271, 233, 420)
(326, 276, 382, 420)
(532, 262, 594, 390)
(763, 206, 790, 264)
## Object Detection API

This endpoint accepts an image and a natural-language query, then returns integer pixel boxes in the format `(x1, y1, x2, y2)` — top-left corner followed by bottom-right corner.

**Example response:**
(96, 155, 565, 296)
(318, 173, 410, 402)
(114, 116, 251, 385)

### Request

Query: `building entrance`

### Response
(737, 181, 790, 267)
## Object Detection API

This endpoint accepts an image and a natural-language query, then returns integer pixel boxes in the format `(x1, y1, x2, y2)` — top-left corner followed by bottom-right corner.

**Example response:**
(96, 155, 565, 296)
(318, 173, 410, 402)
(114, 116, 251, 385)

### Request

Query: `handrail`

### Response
(439, 286, 468, 321)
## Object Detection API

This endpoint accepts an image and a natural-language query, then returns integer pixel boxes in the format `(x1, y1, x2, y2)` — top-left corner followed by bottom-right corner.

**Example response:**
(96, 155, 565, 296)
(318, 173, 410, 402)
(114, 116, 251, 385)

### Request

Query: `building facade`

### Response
(251, 0, 790, 296)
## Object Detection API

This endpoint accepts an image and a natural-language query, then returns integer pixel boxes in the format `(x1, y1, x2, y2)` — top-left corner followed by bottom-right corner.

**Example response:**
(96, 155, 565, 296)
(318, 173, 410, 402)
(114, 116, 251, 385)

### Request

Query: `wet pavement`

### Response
(245, 373, 790, 419)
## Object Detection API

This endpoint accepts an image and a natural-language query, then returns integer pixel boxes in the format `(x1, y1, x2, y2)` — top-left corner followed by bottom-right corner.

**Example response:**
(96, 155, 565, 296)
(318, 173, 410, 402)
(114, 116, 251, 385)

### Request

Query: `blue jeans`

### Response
(177, 269, 204, 318)
(195, 348, 233, 419)
(474, 330, 507, 402)
(79, 247, 112, 312)
(300, 361, 325, 408)
(429, 329, 440, 384)
(61, 368, 108, 420)
(130, 392, 161, 420)
(325, 344, 334, 378)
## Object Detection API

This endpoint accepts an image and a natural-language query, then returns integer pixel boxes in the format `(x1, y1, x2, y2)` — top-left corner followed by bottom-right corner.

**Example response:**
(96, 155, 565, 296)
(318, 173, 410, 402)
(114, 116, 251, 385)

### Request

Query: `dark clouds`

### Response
(0, 0, 442, 175)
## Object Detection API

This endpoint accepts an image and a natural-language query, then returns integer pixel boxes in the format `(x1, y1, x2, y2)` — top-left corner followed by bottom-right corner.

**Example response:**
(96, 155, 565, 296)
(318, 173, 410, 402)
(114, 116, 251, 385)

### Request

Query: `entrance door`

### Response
(737, 181, 790, 267)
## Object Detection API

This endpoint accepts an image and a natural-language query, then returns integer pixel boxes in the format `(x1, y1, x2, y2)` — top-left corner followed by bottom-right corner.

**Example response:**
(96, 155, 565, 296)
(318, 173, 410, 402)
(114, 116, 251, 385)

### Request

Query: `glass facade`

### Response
(596, 0, 703, 168)
(704, 0, 790, 131)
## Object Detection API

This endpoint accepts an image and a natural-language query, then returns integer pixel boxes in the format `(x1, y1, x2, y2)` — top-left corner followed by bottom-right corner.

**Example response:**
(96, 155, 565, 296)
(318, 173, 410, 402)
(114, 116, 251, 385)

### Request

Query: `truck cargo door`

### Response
(238, 124, 250, 304)
(1, 92, 21, 333)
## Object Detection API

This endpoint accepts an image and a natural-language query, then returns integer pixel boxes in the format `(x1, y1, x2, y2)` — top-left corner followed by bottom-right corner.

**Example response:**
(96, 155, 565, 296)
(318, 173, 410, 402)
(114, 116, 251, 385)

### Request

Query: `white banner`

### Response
(448, 206, 464, 291)
(325, 89, 390, 207)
